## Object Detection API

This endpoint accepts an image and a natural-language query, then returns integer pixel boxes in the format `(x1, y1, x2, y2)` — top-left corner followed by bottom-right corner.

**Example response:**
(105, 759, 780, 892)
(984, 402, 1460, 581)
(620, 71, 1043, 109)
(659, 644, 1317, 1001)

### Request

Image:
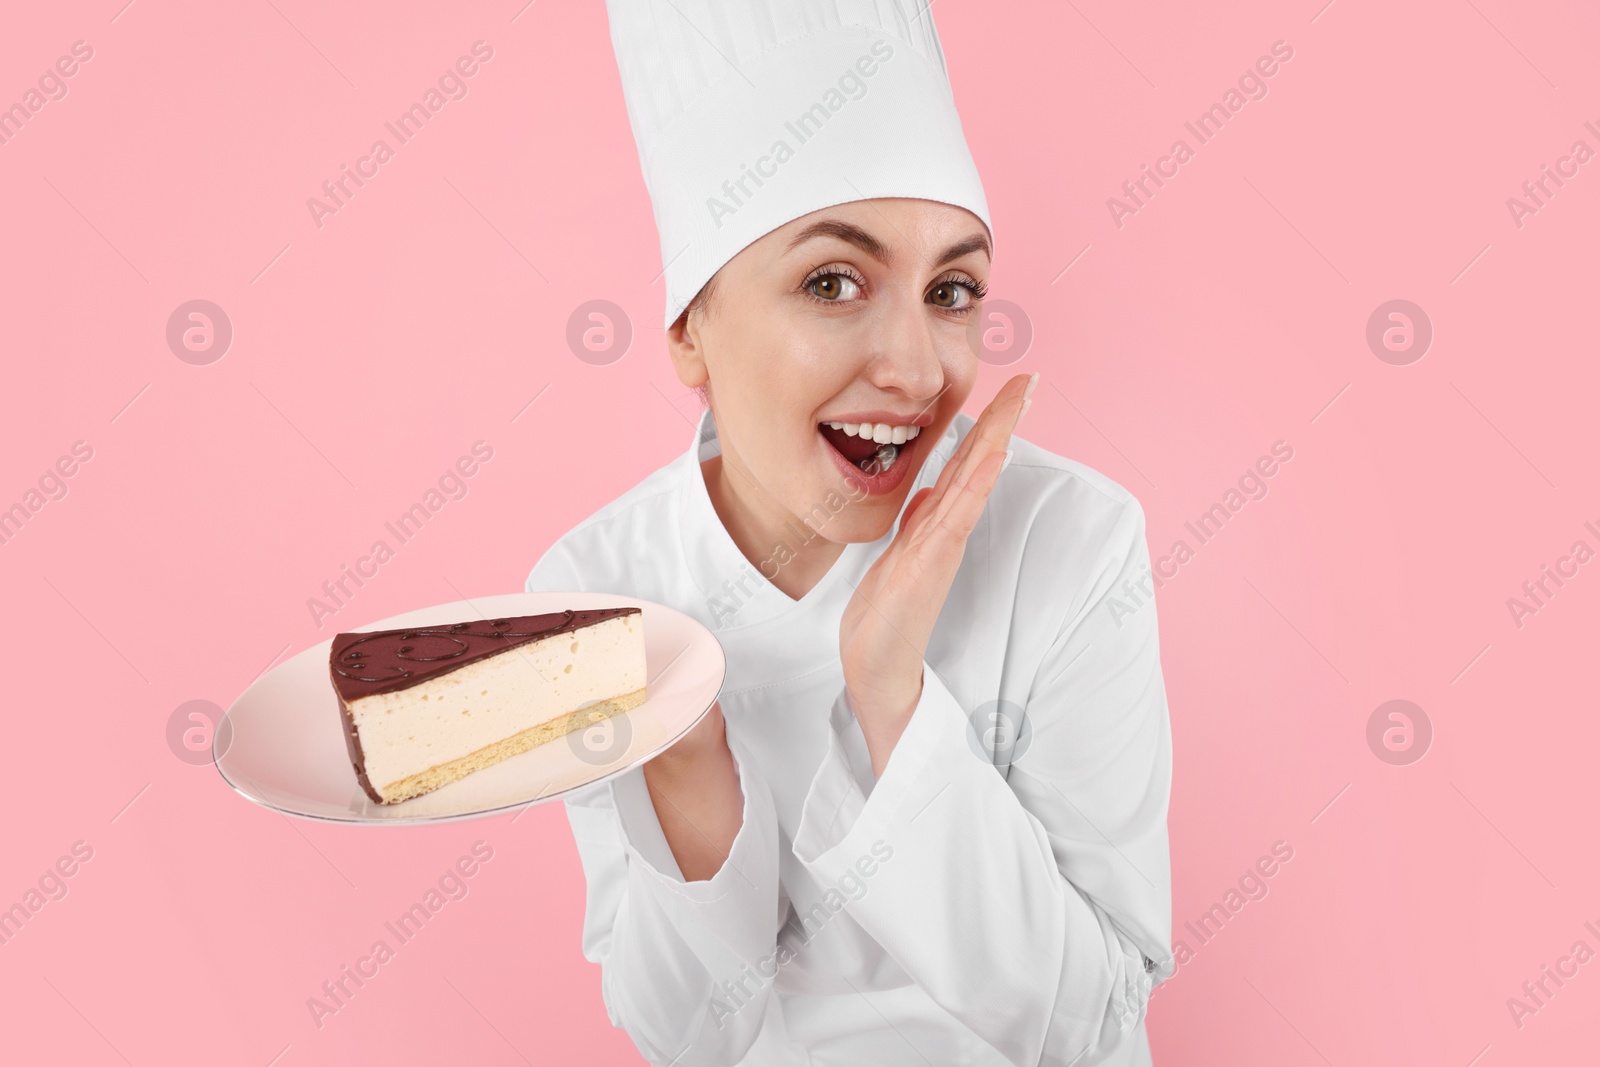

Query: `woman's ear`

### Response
(665, 307, 710, 391)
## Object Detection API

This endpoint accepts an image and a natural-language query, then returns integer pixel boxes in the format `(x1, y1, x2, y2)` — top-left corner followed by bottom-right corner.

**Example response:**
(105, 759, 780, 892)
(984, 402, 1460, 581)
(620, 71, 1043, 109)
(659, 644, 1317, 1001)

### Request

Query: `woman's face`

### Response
(668, 197, 992, 544)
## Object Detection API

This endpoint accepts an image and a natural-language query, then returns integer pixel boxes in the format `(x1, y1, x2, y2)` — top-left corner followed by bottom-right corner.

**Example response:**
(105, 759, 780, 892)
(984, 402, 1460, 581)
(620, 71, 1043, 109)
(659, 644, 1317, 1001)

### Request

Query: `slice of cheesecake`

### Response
(330, 608, 646, 805)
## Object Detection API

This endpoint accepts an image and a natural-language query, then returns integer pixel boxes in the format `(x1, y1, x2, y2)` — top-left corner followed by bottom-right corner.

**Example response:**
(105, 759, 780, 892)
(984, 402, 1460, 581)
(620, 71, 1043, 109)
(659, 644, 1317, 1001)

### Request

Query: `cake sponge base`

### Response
(375, 686, 647, 804)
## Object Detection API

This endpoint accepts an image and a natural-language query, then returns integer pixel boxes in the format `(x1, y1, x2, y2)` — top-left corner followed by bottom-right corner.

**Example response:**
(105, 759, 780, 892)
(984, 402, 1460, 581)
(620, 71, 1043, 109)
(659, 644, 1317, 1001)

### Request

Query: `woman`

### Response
(526, 3, 1174, 1064)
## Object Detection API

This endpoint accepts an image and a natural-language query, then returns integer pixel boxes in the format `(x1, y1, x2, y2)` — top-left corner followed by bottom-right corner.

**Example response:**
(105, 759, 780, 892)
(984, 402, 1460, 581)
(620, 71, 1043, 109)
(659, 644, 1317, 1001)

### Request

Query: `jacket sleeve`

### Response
(526, 542, 787, 1066)
(790, 499, 1174, 1066)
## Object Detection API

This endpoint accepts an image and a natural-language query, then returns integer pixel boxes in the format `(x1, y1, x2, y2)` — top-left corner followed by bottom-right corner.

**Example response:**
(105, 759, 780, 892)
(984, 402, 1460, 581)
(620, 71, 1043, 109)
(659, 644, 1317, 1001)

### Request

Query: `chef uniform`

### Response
(524, 2, 1176, 1064)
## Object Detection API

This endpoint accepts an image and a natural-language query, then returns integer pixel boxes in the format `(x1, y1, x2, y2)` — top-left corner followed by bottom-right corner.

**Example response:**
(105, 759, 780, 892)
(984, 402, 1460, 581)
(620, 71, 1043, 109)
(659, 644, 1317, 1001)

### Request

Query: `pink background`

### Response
(2, 1, 1596, 1063)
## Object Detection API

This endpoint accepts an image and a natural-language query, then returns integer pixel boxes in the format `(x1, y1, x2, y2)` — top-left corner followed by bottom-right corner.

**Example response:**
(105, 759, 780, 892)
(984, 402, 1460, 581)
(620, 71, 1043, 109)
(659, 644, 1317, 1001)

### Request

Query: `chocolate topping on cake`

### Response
(329, 609, 641, 701)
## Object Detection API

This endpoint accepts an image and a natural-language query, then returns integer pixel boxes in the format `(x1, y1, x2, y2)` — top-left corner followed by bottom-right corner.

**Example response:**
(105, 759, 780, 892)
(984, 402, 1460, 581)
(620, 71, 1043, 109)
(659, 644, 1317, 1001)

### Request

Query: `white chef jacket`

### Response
(524, 404, 1176, 1066)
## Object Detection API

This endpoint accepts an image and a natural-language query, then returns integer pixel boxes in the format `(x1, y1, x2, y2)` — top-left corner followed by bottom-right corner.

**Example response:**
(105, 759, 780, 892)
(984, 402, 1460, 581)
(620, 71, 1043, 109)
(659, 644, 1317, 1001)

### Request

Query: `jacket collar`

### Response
(672, 406, 866, 631)
(671, 404, 964, 690)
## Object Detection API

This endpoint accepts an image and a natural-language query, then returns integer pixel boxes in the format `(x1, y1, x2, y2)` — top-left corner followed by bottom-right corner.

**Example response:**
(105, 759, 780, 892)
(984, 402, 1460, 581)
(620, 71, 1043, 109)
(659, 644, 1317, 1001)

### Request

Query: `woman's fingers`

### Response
(919, 374, 1032, 539)
(926, 374, 1031, 503)
(899, 375, 1027, 548)
(898, 486, 935, 530)
(921, 444, 1008, 554)
(842, 376, 1036, 730)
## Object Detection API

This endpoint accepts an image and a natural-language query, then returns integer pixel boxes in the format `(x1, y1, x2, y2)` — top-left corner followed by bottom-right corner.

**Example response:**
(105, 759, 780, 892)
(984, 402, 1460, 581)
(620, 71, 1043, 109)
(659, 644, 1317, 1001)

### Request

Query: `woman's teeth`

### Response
(818, 419, 923, 476)
(825, 421, 922, 445)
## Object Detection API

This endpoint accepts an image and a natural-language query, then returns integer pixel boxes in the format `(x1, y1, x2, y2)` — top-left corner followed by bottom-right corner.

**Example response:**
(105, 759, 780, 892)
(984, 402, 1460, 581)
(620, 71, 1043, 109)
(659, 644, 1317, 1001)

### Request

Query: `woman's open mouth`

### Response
(817, 420, 925, 495)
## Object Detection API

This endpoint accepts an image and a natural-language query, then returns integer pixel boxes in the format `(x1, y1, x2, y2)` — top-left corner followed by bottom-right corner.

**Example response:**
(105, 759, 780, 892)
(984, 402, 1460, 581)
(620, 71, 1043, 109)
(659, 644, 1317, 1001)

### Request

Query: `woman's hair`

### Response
(685, 270, 720, 322)
(682, 271, 720, 411)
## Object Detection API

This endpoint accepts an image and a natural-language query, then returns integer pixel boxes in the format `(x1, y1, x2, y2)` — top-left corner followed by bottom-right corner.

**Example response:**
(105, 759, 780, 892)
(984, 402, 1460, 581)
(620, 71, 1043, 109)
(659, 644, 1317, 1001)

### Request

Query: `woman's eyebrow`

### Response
(934, 233, 992, 266)
(784, 219, 991, 267)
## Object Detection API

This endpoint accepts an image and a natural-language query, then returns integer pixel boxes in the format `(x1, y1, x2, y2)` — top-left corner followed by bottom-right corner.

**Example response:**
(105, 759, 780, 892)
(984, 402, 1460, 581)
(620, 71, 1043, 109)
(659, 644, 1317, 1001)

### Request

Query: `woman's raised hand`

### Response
(840, 372, 1037, 776)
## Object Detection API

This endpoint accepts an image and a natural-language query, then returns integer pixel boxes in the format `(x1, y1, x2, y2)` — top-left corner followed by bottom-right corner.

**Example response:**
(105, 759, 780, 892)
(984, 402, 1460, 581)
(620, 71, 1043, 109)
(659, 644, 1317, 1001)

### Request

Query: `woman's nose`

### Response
(863, 291, 947, 399)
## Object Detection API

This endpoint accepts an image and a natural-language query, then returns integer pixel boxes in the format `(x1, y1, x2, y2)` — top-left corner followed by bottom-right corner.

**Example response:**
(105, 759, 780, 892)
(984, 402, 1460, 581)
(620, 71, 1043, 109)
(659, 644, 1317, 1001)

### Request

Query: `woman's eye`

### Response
(928, 281, 976, 309)
(807, 273, 861, 301)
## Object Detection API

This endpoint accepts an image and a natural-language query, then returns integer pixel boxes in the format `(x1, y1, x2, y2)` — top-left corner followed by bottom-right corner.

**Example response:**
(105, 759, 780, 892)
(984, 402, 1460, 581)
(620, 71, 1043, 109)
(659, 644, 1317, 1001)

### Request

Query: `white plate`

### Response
(215, 592, 724, 824)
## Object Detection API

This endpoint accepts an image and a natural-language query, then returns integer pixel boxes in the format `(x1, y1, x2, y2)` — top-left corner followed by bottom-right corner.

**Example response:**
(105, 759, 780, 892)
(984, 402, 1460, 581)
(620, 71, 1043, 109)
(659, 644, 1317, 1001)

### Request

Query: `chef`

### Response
(525, 2, 1175, 1064)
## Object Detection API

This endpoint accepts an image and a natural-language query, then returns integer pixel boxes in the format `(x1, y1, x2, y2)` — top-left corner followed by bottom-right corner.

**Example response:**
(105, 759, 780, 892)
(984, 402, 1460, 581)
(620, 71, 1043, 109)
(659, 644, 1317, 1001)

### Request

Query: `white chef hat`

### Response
(606, 0, 993, 329)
